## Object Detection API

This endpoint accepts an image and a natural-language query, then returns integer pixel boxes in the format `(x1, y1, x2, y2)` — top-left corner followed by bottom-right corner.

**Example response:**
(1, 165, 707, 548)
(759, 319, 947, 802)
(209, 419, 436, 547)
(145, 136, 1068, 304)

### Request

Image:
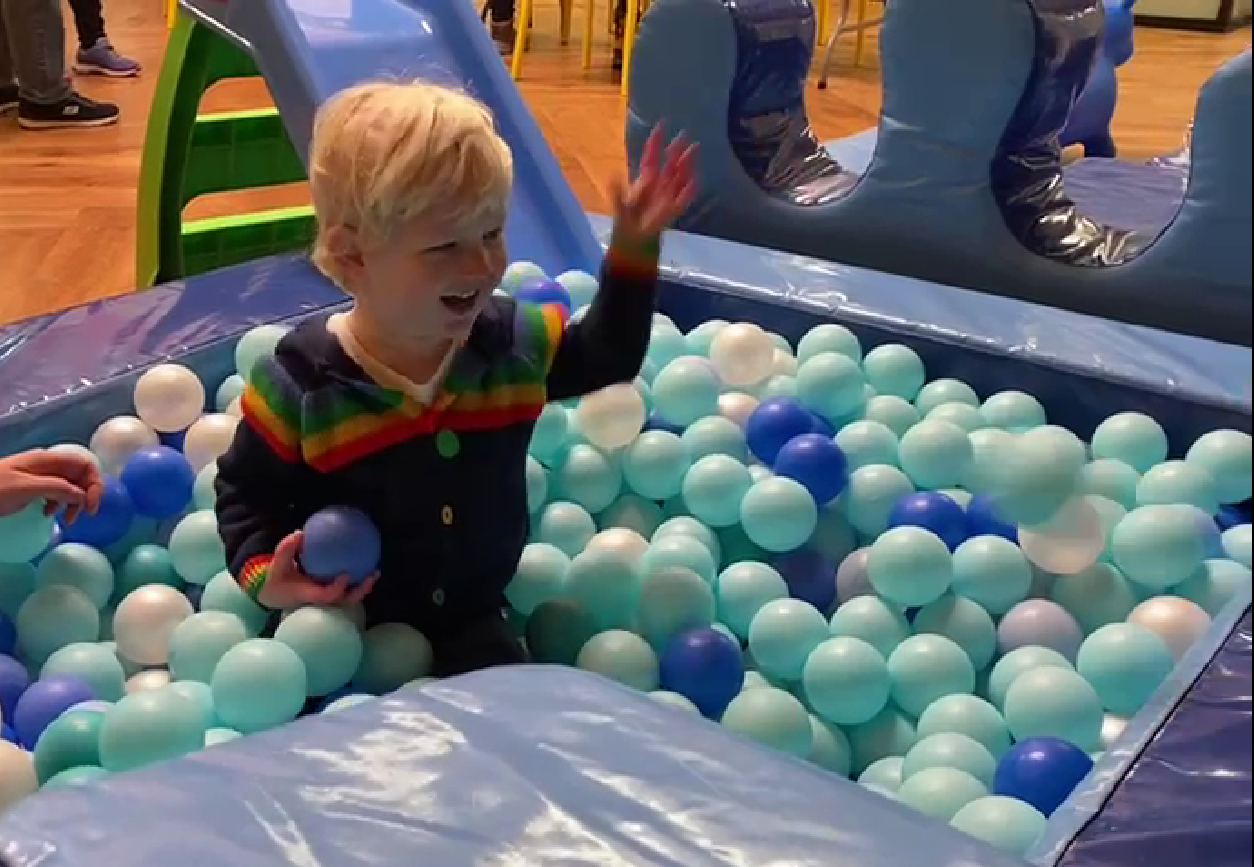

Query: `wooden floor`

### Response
(0, 0, 1247, 325)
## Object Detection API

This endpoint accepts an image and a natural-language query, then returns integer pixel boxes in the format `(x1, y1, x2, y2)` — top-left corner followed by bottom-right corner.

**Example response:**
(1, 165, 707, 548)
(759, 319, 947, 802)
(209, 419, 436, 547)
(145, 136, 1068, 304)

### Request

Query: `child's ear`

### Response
(324, 225, 366, 281)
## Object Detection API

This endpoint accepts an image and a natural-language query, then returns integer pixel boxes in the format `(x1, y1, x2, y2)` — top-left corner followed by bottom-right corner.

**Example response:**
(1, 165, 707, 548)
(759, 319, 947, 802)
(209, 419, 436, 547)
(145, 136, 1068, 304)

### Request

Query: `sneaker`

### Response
(17, 91, 120, 129)
(74, 38, 141, 77)
(0, 83, 18, 114)
(491, 20, 516, 54)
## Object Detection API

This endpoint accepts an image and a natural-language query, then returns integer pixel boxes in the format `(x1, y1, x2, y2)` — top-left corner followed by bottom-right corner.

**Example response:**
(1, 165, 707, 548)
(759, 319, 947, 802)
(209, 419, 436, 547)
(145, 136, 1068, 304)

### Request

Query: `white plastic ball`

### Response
(225, 396, 243, 418)
(125, 668, 172, 694)
(1126, 596, 1211, 661)
(1017, 496, 1105, 575)
(234, 324, 289, 380)
(0, 741, 37, 814)
(48, 442, 100, 468)
(575, 384, 646, 451)
(113, 585, 196, 665)
(133, 364, 207, 433)
(718, 392, 760, 428)
(584, 528, 650, 567)
(709, 322, 776, 387)
(771, 348, 799, 377)
(182, 413, 240, 472)
(89, 415, 160, 473)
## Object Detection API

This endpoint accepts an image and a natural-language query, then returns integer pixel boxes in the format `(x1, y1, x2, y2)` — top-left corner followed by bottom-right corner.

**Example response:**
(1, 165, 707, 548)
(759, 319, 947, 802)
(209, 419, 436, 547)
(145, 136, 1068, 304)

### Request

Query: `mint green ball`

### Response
(720, 686, 812, 758)
(897, 766, 987, 820)
(950, 795, 1047, 855)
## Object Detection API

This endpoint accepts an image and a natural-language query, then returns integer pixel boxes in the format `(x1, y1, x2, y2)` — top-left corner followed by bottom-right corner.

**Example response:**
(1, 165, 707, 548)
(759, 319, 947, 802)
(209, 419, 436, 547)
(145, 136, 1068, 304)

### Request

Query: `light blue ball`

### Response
(896, 766, 987, 821)
(839, 464, 915, 537)
(1048, 562, 1137, 633)
(17, 585, 100, 663)
(274, 606, 364, 698)
(623, 431, 691, 500)
(802, 636, 891, 725)
(863, 395, 921, 437)
(1185, 429, 1251, 504)
(835, 420, 899, 469)
(888, 634, 975, 717)
(739, 477, 818, 553)
(552, 444, 622, 514)
(866, 526, 953, 607)
(215, 374, 245, 412)
(650, 689, 701, 713)
(829, 595, 910, 658)
(747, 598, 830, 681)
(988, 425, 1087, 525)
(555, 269, 599, 309)
(204, 726, 243, 747)
(1174, 558, 1252, 616)
(1003, 666, 1103, 750)
(1076, 622, 1174, 717)
(859, 755, 906, 791)
(1110, 504, 1208, 591)
(534, 501, 597, 557)
(714, 562, 788, 639)
(681, 416, 748, 462)
(809, 714, 853, 776)
(507, 543, 570, 616)
(35, 543, 115, 608)
(41, 642, 126, 702)
(211, 638, 308, 733)
(322, 693, 374, 713)
(898, 420, 974, 490)
(167, 510, 227, 585)
(927, 403, 987, 433)
(797, 323, 862, 363)
(647, 322, 689, 370)
(167, 611, 250, 683)
(98, 688, 207, 772)
(0, 501, 57, 565)
(575, 629, 659, 691)
(652, 356, 721, 426)
(980, 390, 1046, 431)
(653, 516, 721, 563)
(684, 319, 729, 356)
(600, 492, 664, 537)
(199, 570, 270, 635)
(847, 706, 918, 773)
(0, 562, 36, 619)
(720, 686, 812, 757)
(523, 454, 549, 515)
(1077, 459, 1141, 509)
(681, 455, 753, 528)
(808, 507, 859, 566)
(1090, 412, 1168, 472)
(235, 325, 289, 379)
(192, 464, 219, 511)
(499, 261, 547, 293)
(565, 546, 642, 631)
(950, 536, 1033, 616)
(165, 680, 218, 729)
(916, 694, 1012, 759)
(115, 543, 181, 598)
(796, 352, 866, 420)
(643, 535, 717, 585)
(986, 645, 1074, 709)
(1136, 460, 1220, 514)
(529, 404, 571, 464)
(1221, 525, 1251, 568)
(964, 428, 1015, 494)
(911, 595, 998, 671)
(950, 795, 1047, 855)
(754, 374, 798, 400)
(861, 344, 925, 400)
(904, 732, 997, 787)
(915, 379, 980, 416)
(635, 565, 715, 649)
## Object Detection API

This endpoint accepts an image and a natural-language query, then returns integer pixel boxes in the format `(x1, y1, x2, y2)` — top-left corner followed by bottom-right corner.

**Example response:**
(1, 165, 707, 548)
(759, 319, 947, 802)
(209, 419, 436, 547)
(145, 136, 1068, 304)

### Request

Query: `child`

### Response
(0, 448, 102, 520)
(214, 80, 695, 677)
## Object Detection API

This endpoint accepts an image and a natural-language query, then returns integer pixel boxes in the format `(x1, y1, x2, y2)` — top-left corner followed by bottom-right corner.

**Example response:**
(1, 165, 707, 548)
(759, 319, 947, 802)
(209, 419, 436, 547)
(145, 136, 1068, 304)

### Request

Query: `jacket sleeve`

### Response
(213, 348, 312, 603)
(543, 232, 661, 402)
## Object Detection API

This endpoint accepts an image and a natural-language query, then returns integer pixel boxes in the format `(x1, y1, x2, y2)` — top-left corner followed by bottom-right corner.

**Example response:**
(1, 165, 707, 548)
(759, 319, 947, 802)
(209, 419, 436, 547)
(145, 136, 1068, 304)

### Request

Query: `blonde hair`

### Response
(309, 80, 514, 286)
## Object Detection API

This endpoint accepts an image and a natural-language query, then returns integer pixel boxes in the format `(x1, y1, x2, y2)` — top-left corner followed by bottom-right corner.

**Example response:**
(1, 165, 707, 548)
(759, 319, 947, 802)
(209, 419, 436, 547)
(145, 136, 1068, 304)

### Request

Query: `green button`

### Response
(435, 429, 460, 458)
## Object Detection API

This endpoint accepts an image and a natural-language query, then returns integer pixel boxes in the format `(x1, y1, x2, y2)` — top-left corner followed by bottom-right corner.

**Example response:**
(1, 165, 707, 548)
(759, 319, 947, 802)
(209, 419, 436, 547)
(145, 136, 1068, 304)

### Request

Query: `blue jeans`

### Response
(0, 0, 71, 104)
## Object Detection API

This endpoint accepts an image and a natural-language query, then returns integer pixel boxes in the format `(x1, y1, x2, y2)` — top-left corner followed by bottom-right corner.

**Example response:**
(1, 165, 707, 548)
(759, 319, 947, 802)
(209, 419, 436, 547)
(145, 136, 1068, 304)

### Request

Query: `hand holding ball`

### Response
(299, 506, 382, 586)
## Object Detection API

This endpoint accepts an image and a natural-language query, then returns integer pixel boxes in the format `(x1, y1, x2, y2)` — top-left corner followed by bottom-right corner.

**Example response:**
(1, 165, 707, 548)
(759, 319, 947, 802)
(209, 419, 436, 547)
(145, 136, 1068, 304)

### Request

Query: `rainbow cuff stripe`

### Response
(605, 232, 661, 281)
(238, 555, 272, 601)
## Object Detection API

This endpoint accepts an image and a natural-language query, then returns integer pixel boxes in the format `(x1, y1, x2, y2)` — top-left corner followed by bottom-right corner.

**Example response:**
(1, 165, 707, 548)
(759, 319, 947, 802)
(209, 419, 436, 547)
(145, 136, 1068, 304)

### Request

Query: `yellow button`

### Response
(441, 505, 454, 525)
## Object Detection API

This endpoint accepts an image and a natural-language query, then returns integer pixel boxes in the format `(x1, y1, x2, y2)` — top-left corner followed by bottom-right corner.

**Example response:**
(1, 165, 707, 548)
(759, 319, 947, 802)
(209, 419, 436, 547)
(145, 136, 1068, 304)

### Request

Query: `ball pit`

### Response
(0, 263, 1250, 862)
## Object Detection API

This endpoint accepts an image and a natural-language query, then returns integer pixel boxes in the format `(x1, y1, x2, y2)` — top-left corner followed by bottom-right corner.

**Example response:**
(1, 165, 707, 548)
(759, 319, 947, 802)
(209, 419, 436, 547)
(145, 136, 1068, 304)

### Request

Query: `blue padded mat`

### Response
(0, 667, 1030, 867)
(1057, 605, 1252, 867)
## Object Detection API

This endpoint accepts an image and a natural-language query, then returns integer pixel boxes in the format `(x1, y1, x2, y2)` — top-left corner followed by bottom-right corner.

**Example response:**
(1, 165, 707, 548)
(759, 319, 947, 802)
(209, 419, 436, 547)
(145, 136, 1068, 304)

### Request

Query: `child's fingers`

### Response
(344, 574, 379, 605)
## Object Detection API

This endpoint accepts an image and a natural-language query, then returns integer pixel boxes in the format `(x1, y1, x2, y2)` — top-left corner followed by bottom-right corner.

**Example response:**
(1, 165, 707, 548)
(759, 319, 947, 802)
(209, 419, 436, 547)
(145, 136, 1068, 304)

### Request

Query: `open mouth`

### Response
(439, 289, 480, 315)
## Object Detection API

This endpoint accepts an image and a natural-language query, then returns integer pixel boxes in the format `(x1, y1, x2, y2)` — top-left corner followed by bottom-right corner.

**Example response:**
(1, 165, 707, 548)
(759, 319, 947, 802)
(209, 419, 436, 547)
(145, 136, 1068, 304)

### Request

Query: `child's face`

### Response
(352, 208, 508, 340)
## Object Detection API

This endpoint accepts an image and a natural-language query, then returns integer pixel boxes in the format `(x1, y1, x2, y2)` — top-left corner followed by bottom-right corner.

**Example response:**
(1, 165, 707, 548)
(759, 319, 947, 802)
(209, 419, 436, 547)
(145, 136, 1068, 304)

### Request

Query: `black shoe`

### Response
(0, 83, 18, 114)
(17, 91, 119, 129)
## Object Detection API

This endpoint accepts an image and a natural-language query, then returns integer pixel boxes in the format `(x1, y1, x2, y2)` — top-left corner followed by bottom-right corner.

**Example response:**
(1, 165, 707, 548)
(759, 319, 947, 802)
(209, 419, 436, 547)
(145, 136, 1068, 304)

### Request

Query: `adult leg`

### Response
(1, 4, 20, 112)
(0, 0, 118, 128)
(68, 0, 141, 77)
(488, 0, 515, 53)
(433, 610, 528, 678)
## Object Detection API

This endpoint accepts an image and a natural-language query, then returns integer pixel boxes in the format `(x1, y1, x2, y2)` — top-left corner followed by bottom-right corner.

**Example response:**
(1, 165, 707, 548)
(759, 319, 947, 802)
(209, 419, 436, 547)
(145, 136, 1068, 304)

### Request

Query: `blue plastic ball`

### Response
(745, 397, 817, 464)
(964, 493, 1018, 542)
(59, 475, 134, 548)
(300, 506, 381, 585)
(888, 491, 969, 550)
(120, 446, 196, 520)
(0, 655, 31, 719)
(14, 676, 96, 748)
(659, 625, 745, 718)
(515, 278, 573, 314)
(772, 433, 849, 505)
(993, 736, 1094, 817)
(771, 546, 837, 613)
